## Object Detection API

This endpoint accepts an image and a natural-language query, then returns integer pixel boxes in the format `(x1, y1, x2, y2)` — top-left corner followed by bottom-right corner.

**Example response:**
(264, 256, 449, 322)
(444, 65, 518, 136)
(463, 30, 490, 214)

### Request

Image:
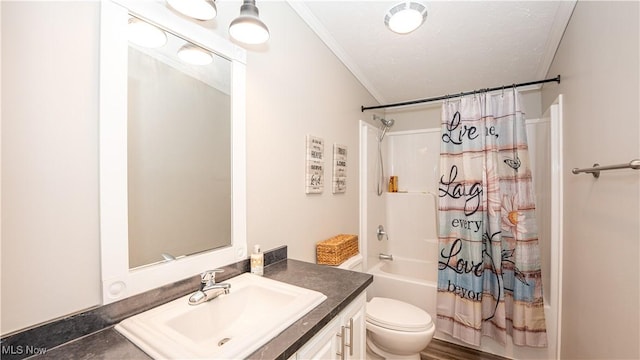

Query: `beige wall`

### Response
(244, 3, 376, 262)
(1, 1, 102, 335)
(541, 2, 640, 359)
(1, 1, 377, 334)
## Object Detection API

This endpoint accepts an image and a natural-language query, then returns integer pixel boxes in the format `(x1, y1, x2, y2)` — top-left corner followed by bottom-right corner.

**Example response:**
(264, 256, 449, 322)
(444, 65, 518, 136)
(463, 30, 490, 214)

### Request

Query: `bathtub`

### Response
(366, 256, 437, 318)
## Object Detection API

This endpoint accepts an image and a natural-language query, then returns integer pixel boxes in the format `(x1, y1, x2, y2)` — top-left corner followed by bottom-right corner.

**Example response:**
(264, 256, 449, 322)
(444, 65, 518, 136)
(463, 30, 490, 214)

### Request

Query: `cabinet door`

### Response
(297, 317, 340, 360)
(296, 292, 368, 360)
(342, 293, 366, 360)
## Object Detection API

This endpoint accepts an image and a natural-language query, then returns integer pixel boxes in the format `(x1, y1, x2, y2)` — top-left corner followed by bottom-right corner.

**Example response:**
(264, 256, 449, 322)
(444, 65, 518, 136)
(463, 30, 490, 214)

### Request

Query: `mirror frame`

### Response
(99, 0, 247, 304)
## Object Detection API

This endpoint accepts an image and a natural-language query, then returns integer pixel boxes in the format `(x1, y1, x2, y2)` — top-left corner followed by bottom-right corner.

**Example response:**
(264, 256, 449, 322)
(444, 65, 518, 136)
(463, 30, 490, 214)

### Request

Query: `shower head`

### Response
(373, 115, 395, 128)
(373, 115, 394, 141)
(381, 118, 395, 127)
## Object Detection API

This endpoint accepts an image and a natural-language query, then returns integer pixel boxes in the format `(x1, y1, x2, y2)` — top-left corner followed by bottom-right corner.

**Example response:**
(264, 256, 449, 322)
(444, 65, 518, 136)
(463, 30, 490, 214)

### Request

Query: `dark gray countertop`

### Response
(31, 259, 372, 360)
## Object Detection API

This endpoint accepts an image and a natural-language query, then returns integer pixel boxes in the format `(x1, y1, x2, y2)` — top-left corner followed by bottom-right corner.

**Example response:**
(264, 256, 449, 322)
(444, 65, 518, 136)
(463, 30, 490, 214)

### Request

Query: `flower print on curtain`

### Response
(437, 89, 547, 347)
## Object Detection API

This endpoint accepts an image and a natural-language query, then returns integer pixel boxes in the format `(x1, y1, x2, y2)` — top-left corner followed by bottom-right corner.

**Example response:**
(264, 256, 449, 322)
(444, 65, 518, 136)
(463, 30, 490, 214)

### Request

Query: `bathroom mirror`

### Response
(99, 0, 247, 304)
(127, 22, 232, 269)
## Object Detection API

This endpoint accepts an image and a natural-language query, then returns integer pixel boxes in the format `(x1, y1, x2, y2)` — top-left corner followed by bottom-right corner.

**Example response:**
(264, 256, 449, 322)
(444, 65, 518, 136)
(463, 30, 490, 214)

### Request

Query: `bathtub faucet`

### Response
(379, 253, 394, 261)
(376, 225, 389, 241)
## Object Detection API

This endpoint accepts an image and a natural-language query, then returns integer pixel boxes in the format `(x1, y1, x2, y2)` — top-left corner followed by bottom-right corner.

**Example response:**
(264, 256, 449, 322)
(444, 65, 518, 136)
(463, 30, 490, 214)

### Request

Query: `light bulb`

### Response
(229, 19, 269, 45)
(388, 9, 423, 34)
(229, 1, 270, 45)
(167, 0, 217, 21)
(177, 44, 213, 65)
(128, 18, 167, 48)
(385, 2, 428, 35)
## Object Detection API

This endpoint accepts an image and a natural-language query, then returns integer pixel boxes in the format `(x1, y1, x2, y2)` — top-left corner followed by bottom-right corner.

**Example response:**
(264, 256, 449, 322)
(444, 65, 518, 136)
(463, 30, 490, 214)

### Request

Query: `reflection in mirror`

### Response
(127, 22, 232, 269)
(99, 0, 247, 304)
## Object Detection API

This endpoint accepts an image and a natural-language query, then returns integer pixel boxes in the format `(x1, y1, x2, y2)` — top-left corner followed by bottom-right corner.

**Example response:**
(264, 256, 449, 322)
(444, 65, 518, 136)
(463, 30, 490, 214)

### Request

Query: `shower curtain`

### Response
(437, 89, 547, 347)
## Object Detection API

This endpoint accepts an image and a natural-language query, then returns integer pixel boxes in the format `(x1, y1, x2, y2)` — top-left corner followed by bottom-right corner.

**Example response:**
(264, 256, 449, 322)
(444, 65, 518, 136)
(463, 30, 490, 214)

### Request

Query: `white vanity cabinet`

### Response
(296, 293, 366, 360)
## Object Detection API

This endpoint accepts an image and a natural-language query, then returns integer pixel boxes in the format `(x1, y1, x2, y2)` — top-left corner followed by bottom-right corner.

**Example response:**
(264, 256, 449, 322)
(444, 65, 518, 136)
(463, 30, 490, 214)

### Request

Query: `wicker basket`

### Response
(316, 234, 359, 266)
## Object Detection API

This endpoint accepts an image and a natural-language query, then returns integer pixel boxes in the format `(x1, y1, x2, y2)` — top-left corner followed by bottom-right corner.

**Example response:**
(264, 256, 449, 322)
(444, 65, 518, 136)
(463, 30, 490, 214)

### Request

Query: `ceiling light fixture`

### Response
(177, 44, 213, 65)
(128, 17, 167, 48)
(229, 0, 270, 45)
(384, 1, 428, 34)
(166, 0, 217, 21)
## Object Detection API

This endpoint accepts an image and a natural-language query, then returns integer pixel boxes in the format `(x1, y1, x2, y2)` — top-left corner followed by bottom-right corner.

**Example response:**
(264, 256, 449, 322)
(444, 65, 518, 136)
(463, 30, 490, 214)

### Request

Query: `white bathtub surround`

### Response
(386, 192, 438, 259)
(359, 122, 391, 271)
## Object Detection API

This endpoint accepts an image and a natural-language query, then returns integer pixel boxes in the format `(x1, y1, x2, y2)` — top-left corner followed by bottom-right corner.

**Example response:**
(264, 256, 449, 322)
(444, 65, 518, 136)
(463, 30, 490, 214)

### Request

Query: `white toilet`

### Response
(366, 297, 435, 360)
(336, 254, 435, 360)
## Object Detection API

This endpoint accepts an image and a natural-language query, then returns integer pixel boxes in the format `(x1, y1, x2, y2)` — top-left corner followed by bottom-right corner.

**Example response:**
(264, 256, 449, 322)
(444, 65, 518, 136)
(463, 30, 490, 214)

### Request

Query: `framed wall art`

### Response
(333, 144, 347, 193)
(305, 135, 324, 194)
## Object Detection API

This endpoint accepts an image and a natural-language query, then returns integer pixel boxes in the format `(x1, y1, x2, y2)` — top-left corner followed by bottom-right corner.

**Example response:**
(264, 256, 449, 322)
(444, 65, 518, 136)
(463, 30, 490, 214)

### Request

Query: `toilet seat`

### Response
(367, 297, 433, 332)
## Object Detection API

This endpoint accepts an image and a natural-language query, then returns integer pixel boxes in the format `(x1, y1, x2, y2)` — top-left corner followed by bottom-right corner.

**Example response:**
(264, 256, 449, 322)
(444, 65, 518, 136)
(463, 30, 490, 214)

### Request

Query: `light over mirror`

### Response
(100, 0, 247, 304)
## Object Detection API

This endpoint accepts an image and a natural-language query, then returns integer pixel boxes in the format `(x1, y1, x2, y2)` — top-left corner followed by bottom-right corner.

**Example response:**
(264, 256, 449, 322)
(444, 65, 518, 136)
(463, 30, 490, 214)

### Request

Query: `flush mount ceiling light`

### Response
(166, 0, 217, 21)
(384, 1, 428, 34)
(229, 0, 270, 45)
(128, 17, 167, 48)
(177, 44, 213, 65)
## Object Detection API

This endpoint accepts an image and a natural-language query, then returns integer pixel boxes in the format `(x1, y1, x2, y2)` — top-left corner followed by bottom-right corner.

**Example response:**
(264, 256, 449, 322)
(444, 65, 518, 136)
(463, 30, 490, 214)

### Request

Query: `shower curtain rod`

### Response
(361, 75, 561, 112)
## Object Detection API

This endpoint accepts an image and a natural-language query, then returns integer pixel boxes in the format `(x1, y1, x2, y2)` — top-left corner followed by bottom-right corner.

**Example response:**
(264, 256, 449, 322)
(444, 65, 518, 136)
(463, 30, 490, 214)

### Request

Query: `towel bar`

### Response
(571, 159, 640, 178)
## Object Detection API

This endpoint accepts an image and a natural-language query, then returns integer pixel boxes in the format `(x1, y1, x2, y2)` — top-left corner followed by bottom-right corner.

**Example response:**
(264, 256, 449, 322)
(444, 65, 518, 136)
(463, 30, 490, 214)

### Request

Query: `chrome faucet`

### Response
(379, 253, 394, 261)
(188, 269, 231, 305)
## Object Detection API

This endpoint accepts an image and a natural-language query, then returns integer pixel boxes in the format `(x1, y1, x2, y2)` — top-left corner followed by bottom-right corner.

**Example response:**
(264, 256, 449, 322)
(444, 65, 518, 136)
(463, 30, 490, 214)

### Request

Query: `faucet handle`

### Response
(201, 269, 224, 285)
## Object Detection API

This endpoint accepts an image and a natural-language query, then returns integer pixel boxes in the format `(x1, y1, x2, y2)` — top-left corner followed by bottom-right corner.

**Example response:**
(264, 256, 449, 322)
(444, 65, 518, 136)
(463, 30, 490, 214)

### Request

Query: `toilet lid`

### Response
(366, 297, 433, 332)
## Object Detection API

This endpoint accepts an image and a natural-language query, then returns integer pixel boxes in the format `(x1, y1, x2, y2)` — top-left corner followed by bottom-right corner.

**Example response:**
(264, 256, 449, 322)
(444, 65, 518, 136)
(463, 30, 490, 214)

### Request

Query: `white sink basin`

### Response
(115, 273, 326, 359)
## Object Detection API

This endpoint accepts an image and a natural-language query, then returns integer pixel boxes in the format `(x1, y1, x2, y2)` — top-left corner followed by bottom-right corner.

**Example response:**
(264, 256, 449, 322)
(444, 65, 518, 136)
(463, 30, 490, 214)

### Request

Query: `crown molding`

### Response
(536, 0, 577, 80)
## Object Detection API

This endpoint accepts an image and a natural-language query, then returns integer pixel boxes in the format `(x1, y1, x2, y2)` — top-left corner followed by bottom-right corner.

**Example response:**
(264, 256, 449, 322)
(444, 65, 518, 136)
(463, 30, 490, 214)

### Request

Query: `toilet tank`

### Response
(337, 253, 363, 272)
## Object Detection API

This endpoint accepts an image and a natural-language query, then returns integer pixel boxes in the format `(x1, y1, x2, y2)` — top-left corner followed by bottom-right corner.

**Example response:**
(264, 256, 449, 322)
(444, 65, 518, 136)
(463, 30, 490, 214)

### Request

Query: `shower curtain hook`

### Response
(501, 85, 505, 97)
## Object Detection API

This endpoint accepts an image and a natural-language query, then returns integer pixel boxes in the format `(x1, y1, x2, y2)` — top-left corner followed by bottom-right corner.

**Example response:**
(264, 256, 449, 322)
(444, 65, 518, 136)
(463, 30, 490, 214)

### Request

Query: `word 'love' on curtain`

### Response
(437, 89, 547, 347)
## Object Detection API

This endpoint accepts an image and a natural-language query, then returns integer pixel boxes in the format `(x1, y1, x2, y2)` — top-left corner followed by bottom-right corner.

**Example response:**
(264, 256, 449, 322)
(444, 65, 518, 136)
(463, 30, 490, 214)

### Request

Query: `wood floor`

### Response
(421, 339, 509, 360)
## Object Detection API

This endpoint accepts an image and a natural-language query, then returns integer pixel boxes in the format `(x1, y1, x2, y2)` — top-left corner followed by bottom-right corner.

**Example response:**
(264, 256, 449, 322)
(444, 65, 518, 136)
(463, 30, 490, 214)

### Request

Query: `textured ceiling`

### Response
(289, 1, 576, 106)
